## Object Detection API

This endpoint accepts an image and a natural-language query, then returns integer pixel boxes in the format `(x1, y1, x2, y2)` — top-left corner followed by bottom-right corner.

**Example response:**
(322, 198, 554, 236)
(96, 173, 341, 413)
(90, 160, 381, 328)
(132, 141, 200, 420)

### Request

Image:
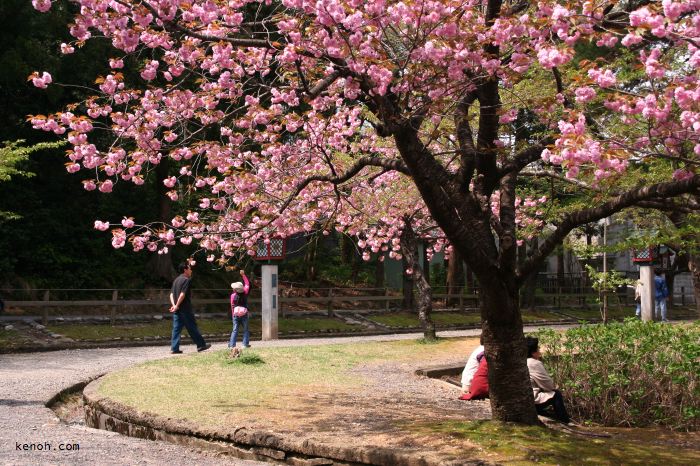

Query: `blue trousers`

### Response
(171, 310, 206, 351)
(655, 298, 668, 321)
(229, 314, 250, 347)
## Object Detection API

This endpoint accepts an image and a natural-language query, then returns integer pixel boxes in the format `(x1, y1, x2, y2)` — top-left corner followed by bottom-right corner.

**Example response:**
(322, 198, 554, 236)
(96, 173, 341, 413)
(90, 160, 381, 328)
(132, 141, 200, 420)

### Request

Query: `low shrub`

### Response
(536, 320, 699, 431)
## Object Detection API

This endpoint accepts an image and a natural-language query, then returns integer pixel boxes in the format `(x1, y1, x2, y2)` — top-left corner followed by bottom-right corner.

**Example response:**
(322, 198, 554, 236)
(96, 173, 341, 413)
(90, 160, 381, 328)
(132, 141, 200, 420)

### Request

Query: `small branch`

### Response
(279, 156, 409, 213)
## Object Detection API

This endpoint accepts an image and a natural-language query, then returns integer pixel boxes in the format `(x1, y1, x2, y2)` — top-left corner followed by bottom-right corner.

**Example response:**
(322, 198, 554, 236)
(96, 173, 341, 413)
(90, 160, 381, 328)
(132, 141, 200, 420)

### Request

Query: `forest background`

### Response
(0, 0, 392, 290)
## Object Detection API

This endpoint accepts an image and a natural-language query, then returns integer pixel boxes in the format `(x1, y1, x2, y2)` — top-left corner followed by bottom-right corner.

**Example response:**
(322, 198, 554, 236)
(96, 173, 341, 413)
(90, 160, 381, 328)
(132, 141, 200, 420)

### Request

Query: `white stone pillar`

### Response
(261, 264, 279, 340)
(640, 265, 655, 322)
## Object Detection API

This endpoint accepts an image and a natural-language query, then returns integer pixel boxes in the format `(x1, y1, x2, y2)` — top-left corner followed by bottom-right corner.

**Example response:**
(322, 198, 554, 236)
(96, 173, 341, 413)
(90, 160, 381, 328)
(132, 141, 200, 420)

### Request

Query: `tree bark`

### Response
(688, 253, 700, 315)
(401, 253, 415, 310)
(400, 220, 436, 340)
(520, 239, 538, 311)
(374, 254, 385, 288)
(480, 274, 539, 424)
(147, 159, 176, 283)
(446, 248, 464, 307)
(304, 233, 318, 282)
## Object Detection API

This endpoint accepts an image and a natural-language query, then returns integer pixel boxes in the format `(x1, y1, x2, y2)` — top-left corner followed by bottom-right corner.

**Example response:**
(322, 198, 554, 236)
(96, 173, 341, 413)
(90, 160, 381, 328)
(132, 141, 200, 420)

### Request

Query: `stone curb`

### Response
(82, 378, 473, 466)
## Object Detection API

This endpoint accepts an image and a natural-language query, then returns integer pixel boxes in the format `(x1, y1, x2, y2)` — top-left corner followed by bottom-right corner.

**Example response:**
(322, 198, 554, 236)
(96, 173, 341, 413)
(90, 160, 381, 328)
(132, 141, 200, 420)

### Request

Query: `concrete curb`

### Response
(82, 378, 475, 466)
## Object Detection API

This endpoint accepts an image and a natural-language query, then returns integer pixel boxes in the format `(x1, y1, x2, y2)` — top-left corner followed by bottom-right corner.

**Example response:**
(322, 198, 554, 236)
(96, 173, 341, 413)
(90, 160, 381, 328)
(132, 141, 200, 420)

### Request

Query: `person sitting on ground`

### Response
(526, 336, 571, 424)
(461, 335, 484, 393)
(459, 353, 489, 400)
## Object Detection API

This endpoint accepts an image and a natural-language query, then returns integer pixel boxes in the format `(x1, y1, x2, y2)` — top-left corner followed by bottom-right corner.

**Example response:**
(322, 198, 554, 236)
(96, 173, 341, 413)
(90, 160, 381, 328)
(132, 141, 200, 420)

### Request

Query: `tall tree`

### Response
(31, 0, 700, 424)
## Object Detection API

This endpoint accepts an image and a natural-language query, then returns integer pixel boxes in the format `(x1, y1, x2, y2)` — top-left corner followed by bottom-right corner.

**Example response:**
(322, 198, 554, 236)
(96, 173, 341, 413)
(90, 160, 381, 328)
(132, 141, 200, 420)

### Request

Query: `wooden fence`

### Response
(0, 285, 695, 325)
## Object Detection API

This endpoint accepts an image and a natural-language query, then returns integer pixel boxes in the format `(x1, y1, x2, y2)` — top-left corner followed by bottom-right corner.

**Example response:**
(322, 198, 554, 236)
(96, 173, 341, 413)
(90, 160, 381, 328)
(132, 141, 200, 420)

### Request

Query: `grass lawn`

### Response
(0, 327, 33, 351)
(98, 338, 699, 465)
(47, 316, 361, 341)
(413, 420, 700, 465)
(368, 310, 565, 328)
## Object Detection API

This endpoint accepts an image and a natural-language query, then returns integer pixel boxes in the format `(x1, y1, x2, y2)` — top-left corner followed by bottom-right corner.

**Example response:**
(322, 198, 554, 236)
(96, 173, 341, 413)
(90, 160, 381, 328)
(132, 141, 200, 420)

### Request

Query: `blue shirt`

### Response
(654, 275, 669, 299)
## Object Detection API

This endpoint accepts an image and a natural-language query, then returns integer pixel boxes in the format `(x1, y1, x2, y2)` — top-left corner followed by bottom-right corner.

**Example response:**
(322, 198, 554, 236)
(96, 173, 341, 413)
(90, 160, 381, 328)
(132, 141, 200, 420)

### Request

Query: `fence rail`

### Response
(1, 286, 695, 325)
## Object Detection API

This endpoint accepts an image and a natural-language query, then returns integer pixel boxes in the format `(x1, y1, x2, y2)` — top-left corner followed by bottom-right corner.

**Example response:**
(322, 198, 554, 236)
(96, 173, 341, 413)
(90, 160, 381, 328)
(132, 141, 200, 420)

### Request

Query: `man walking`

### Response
(654, 269, 669, 322)
(169, 261, 211, 353)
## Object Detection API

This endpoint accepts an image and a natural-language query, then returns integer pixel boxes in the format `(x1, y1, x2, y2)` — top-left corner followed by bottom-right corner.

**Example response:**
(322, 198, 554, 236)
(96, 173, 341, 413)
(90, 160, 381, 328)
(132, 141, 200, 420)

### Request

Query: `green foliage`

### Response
(536, 321, 700, 431)
(584, 264, 634, 293)
(430, 262, 446, 288)
(226, 351, 265, 366)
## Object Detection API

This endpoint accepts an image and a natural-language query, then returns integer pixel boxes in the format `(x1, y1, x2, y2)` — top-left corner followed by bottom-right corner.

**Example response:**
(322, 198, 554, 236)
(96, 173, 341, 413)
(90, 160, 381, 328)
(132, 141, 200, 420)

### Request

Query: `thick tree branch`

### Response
(518, 175, 700, 283)
(500, 142, 552, 177)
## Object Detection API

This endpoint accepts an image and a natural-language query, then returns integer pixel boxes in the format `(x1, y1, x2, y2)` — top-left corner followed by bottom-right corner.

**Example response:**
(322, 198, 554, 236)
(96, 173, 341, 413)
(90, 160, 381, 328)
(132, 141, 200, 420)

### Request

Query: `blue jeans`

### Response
(655, 298, 668, 321)
(171, 310, 206, 351)
(229, 314, 249, 347)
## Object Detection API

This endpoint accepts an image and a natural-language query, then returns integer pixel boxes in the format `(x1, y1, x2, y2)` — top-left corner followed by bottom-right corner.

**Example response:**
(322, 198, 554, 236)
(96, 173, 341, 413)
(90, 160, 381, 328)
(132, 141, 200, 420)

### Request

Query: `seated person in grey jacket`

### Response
(526, 336, 571, 424)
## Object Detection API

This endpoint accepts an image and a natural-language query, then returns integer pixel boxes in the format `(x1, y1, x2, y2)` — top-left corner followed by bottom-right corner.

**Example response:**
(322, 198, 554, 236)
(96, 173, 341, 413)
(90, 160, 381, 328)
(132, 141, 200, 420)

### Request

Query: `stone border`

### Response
(82, 377, 462, 466)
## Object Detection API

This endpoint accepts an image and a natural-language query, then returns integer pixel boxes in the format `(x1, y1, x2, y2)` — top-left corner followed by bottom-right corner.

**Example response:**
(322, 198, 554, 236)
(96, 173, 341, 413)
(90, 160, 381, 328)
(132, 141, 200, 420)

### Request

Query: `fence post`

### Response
(110, 290, 118, 326)
(327, 288, 334, 316)
(385, 288, 390, 312)
(280, 290, 285, 319)
(42, 290, 49, 326)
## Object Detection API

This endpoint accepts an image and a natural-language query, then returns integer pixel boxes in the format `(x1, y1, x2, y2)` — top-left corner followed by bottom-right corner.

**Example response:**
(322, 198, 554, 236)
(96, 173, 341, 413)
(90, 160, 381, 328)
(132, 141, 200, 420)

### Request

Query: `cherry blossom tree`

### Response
(30, 0, 700, 424)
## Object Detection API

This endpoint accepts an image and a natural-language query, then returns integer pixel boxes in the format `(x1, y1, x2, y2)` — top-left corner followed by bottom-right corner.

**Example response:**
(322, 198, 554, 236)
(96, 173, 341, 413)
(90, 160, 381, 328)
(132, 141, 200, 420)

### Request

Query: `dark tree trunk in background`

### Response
(401, 252, 415, 310)
(401, 220, 436, 340)
(304, 233, 318, 282)
(422, 241, 431, 285)
(521, 238, 538, 311)
(446, 248, 464, 307)
(557, 246, 565, 289)
(689, 254, 700, 315)
(374, 254, 385, 288)
(147, 159, 176, 283)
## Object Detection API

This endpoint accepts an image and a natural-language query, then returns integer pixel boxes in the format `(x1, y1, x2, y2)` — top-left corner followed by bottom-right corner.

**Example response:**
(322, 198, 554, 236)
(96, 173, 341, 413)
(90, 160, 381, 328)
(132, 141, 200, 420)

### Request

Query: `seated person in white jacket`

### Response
(526, 336, 571, 424)
(461, 335, 484, 393)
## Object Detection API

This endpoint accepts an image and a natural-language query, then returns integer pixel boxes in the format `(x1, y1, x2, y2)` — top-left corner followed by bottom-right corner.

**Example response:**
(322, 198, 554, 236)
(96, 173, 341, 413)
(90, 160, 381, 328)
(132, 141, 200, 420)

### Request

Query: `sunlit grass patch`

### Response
(408, 420, 700, 465)
(97, 337, 472, 423)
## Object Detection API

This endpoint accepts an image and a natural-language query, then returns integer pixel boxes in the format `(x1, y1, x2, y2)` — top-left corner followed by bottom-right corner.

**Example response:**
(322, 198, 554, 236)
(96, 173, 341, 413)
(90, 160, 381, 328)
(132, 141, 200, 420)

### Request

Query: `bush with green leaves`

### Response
(536, 320, 699, 431)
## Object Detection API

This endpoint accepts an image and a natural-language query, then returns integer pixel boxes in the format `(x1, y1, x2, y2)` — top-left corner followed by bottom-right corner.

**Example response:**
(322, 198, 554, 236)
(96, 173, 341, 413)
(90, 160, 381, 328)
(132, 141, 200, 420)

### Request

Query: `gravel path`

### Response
(0, 325, 571, 465)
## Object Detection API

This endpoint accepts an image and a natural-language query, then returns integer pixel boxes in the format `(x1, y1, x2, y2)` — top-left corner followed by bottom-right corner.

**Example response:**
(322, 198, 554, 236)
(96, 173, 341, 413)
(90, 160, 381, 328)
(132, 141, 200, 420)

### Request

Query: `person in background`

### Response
(229, 269, 251, 349)
(169, 261, 211, 354)
(526, 336, 571, 424)
(461, 335, 484, 393)
(654, 269, 669, 322)
(634, 279, 644, 318)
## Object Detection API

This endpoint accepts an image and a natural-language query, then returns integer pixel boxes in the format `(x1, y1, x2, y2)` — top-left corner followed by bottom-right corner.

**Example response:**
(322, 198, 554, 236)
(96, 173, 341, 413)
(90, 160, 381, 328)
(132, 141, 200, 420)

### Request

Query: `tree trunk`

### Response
(422, 241, 431, 285)
(556, 246, 565, 289)
(374, 254, 385, 288)
(446, 248, 464, 307)
(400, 220, 436, 340)
(688, 253, 700, 315)
(480, 274, 539, 424)
(147, 159, 176, 283)
(520, 238, 538, 311)
(304, 233, 318, 282)
(401, 253, 415, 310)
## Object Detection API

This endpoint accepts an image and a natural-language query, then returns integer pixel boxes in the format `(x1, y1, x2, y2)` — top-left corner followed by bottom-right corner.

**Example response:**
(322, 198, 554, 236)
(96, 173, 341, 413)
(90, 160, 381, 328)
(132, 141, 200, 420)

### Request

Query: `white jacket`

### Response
(527, 357, 556, 404)
(461, 345, 484, 390)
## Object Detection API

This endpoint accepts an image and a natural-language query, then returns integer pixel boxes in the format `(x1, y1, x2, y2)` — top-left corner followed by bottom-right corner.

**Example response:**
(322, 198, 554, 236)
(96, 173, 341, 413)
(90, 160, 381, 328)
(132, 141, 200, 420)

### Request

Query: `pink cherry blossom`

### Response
(94, 220, 110, 231)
